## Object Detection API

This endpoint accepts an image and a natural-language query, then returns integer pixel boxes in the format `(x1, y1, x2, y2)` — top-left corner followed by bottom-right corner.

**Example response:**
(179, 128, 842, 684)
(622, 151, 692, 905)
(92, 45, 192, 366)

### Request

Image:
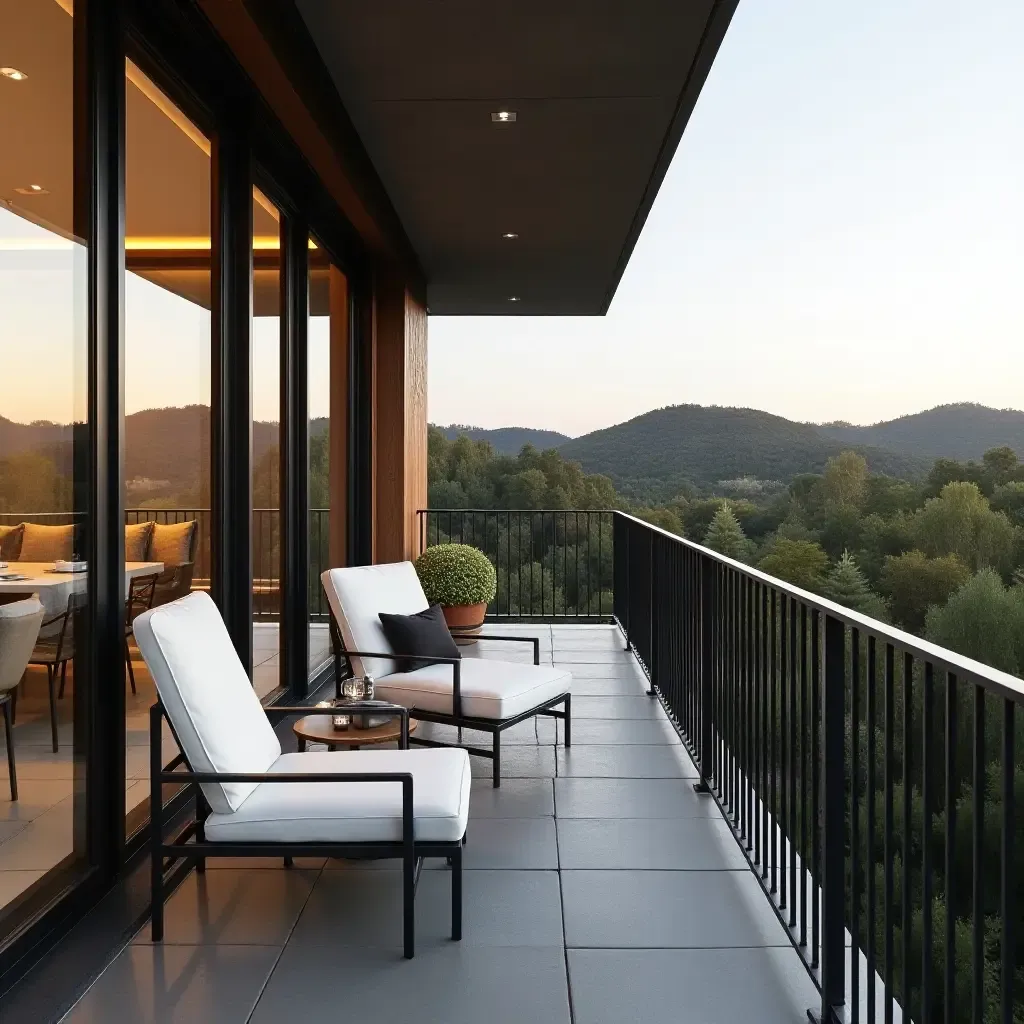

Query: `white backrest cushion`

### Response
(321, 562, 429, 678)
(0, 597, 44, 693)
(133, 592, 281, 814)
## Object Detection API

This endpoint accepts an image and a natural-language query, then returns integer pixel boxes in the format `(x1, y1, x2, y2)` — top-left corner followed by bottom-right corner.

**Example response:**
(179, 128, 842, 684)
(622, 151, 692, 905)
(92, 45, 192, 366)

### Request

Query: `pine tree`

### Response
(703, 504, 750, 562)
(822, 550, 888, 621)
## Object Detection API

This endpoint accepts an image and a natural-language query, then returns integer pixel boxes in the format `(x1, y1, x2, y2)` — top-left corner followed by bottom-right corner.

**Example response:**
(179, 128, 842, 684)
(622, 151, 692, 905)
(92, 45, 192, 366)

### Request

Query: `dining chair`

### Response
(0, 598, 45, 800)
(125, 572, 161, 695)
(29, 591, 85, 753)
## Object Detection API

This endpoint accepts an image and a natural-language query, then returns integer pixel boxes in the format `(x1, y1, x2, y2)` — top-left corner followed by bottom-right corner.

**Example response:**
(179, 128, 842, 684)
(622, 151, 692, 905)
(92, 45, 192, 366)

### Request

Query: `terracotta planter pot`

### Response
(441, 602, 486, 645)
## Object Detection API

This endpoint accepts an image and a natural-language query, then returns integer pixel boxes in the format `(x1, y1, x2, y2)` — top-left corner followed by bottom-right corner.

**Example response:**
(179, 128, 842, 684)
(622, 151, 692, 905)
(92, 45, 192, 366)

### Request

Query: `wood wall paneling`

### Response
(327, 264, 348, 567)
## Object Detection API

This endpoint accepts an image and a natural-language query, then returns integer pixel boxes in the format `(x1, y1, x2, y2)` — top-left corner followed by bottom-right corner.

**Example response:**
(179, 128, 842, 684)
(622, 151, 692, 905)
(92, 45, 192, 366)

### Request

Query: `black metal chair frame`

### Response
(329, 616, 571, 788)
(1, 692, 16, 801)
(125, 572, 161, 695)
(149, 700, 464, 959)
(30, 592, 85, 751)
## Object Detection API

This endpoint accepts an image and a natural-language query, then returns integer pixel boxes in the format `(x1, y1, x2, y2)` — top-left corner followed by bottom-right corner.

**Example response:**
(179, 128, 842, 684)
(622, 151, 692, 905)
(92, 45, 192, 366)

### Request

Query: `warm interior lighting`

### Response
(0, 67, 27, 81)
(491, 110, 517, 123)
(508, 295, 520, 302)
(14, 185, 49, 195)
(502, 232, 519, 239)
(122, 236, 314, 251)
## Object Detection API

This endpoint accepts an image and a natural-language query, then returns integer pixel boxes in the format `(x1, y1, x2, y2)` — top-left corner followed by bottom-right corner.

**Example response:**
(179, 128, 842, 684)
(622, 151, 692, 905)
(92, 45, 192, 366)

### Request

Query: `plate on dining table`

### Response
(0, 572, 31, 581)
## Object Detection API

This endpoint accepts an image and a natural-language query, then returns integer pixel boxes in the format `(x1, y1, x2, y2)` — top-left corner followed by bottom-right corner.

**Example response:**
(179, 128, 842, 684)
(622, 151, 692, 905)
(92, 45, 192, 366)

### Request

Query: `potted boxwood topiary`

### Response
(414, 543, 497, 639)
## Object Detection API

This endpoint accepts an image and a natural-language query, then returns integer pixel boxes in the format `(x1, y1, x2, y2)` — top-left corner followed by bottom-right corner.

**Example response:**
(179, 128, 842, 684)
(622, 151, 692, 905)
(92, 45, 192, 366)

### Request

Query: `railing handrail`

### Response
(612, 508, 1024, 703)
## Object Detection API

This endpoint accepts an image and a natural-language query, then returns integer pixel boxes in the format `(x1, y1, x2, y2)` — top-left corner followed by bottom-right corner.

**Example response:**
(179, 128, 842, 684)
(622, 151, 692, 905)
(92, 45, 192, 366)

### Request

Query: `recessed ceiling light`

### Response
(491, 110, 516, 123)
(14, 184, 49, 195)
(508, 296, 520, 302)
(502, 232, 519, 240)
(0, 67, 27, 81)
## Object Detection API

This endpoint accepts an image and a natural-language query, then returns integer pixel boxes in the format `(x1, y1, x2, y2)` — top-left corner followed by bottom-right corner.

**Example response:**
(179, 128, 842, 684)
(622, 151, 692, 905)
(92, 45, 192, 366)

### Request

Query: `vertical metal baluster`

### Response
(754, 580, 762, 867)
(852, 627, 861, 1022)
(780, 594, 788, 913)
(747, 577, 755, 851)
(884, 645, 895, 1024)
(762, 583, 770, 881)
(867, 636, 877, 1024)
(972, 684, 984, 1024)
(902, 653, 913, 1022)
(921, 662, 934, 1024)
(789, 599, 798, 929)
(1001, 698, 1014, 1024)
(800, 603, 809, 948)
(811, 610, 821, 968)
(770, 589, 778, 895)
(944, 673, 957, 1024)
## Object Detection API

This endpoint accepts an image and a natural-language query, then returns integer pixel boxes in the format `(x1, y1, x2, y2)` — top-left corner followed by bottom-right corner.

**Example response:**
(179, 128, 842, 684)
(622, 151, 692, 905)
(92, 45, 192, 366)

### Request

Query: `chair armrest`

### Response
(469, 634, 541, 665)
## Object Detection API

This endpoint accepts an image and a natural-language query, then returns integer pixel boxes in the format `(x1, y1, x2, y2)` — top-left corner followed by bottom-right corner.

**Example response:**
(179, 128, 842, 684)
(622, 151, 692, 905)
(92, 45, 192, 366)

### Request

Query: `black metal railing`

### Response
(614, 509, 1023, 1024)
(2, 509, 333, 621)
(417, 509, 614, 621)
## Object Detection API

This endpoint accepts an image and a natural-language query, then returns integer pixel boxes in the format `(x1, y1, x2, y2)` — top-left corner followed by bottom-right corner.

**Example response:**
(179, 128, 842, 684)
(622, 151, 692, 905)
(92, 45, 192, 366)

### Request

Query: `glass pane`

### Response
(252, 189, 281, 697)
(123, 61, 211, 836)
(0, 0, 90, 930)
(308, 243, 336, 678)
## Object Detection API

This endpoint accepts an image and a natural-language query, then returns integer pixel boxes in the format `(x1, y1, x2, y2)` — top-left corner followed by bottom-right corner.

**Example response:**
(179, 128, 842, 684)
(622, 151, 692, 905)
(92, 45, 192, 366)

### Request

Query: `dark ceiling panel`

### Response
(294, 0, 736, 314)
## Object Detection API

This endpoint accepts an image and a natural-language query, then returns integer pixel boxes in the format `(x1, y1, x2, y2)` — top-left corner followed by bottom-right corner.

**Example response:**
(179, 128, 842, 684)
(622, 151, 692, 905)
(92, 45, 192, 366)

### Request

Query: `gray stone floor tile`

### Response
(553, 650, 636, 664)
(249, 943, 571, 1024)
(131, 868, 320, 946)
(291, 868, 563, 948)
(569, 676, 651, 696)
(470, 744, 555, 778)
(63, 944, 281, 1024)
(568, 947, 818, 1024)
(416, 719, 540, 746)
(556, 818, 748, 870)
(459, 817, 557, 869)
(468, 778, 554, 817)
(556, 744, 697, 778)
(562, 719, 680, 745)
(562, 870, 791, 948)
(554, 778, 720, 818)
(201, 857, 327, 870)
(556, 663, 646, 679)
(570, 695, 667, 719)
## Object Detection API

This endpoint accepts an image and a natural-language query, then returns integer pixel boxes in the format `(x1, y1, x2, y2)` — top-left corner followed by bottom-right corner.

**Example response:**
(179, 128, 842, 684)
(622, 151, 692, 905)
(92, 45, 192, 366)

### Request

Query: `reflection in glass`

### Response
(0, 0, 89, 932)
(122, 61, 211, 836)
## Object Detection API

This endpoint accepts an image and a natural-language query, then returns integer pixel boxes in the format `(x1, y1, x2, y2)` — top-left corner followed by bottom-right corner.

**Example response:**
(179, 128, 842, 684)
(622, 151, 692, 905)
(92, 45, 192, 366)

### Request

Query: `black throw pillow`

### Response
(378, 604, 461, 673)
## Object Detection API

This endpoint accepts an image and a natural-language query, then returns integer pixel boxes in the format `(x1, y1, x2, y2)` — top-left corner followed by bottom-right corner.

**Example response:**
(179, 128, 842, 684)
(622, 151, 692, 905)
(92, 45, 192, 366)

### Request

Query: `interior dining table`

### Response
(0, 561, 165, 616)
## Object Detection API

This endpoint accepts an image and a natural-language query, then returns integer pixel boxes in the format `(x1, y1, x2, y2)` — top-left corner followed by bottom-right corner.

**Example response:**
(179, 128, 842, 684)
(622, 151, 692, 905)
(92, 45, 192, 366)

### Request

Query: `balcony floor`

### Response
(61, 625, 818, 1024)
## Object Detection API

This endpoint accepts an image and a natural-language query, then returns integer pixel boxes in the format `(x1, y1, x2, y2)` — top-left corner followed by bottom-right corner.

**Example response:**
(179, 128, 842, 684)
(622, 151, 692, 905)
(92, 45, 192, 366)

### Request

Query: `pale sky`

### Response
(428, 0, 1024, 437)
(2, 0, 1022, 435)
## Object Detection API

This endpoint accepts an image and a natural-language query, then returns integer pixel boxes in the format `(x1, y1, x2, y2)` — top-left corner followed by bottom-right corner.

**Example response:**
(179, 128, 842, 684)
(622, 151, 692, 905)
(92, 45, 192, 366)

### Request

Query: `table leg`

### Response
(297, 737, 306, 753)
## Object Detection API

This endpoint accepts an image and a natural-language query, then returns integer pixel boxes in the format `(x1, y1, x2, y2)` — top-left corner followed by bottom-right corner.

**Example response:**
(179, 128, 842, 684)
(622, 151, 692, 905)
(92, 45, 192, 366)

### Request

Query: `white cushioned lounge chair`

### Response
(133, 591, 470, 958)
(321, 562, 572, 787)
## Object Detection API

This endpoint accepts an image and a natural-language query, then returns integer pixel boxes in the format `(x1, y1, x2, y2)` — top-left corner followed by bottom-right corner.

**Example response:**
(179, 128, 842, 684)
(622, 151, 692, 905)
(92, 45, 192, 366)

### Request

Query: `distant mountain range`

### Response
(436, 424, 571, 455)
(816, 403, 1024, 463)
(440, 403, 1024, 497)
(6, 402, 1024, 505)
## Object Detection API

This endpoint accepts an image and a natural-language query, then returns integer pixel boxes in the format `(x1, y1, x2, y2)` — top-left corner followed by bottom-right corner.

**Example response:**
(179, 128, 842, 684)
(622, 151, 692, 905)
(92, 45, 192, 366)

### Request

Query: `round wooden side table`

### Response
(292, 714, 417, 752)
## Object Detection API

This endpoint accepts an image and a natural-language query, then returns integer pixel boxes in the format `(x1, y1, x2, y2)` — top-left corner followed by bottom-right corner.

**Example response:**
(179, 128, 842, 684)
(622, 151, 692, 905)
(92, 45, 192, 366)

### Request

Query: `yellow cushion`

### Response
(18, 522, 74, 561)
(150, 521, 196, 567)
(0, 524, 24, 560)
(125, 521, 155, 561)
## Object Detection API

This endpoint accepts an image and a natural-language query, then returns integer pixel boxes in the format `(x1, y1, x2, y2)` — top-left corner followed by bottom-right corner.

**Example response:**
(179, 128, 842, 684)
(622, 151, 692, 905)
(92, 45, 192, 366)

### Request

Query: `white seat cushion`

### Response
(204, 748, 471, 844)
(133, 592, 282, 814)
(376, 659, 571, 720)
(321, 562, 429, 679)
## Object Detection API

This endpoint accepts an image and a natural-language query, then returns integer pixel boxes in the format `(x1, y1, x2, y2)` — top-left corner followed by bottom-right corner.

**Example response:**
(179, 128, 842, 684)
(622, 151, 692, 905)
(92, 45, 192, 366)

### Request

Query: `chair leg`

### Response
(58, 661, 68, 699)
(3, 699, 16, 802)
(451, 842, 463, 941)
(492, 731, 501, 789)
(283, 856, 294, 868)
(10, 688, 16, 725)
(151, 841, 164, 942)
(46, 667, 59, 753)
(126, 640, 137, 695)
(403, 847, 416, 959)
(563, 694, 572, 748)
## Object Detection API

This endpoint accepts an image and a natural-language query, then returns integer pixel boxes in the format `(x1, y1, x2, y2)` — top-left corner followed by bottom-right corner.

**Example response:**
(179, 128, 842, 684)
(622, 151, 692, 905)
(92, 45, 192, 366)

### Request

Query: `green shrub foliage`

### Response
(414, 543, 497, 606)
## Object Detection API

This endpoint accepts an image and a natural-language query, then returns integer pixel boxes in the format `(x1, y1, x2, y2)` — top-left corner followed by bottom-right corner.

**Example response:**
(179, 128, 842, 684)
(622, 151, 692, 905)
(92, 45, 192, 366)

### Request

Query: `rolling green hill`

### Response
(558, 404, 930, 496)
(817, 403, 1024, 462)
(437, 424, 571, 455)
